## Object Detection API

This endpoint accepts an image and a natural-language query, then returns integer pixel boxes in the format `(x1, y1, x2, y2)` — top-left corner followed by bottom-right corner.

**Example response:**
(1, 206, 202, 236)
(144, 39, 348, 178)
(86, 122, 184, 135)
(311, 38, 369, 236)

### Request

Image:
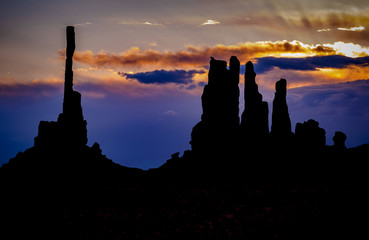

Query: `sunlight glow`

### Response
(337, 26, 365, 32)
(323, 42, 369, 58)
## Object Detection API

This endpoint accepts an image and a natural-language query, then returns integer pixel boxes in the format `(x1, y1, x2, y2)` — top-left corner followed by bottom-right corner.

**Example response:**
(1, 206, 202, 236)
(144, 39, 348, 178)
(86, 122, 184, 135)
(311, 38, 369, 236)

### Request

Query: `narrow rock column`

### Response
(240, 61, 269, 146)
(64, 26, 75, 100)
(35, 26, 87, 149)
(270, 78, 293, 143)
(59, 26, 87, 147)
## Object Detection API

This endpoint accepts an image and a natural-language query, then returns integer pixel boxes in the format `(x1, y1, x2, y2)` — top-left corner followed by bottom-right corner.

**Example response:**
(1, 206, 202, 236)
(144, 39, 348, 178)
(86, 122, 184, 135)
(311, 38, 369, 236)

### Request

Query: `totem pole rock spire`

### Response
(64, 26, 75, 98)
(34, 26, 87, 149)
(60, 26, 87, 146)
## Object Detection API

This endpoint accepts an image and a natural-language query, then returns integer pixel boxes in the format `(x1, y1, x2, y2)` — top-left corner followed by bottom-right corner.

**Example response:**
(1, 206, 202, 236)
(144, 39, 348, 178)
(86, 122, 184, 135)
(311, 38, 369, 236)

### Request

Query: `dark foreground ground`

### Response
(1, 145, 367, 239)
(0, 176, 364, 240)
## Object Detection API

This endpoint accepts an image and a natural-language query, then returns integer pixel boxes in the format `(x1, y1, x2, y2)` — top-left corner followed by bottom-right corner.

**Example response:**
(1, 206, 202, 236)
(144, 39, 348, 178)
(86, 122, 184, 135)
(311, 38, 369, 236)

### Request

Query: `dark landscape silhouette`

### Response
(0, 26, 366, 239)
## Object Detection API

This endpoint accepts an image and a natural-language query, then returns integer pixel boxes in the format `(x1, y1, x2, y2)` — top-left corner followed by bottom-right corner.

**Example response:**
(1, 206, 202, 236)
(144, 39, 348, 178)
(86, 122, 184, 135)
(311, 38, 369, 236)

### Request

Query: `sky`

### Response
(1, 0, 369, 169)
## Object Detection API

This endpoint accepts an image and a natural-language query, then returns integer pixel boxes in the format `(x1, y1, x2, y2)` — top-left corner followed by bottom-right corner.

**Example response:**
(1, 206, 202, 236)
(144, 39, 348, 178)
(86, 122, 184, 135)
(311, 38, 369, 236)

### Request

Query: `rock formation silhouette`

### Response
(270, 78, 294, 148)
(295, 119, 326, 152)
(1, 27, 367, 240)
(330, 131, 347, 153)
(2, 27, 368, 178)
(190, 56, 240, 157)
(34, 26, 87, 150)
(333, 131, 347, 148)
(186, 55, 368, 169)
(1, 26, 141, 179)
(240, 61, 269, 148)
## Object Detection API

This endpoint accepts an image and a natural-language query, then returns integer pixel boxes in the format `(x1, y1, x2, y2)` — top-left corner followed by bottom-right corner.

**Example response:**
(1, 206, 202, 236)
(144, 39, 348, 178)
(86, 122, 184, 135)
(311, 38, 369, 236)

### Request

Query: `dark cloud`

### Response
(119, 69, 205, 85)
(253, 55, 369, 74)
(197, 82, 206, 87)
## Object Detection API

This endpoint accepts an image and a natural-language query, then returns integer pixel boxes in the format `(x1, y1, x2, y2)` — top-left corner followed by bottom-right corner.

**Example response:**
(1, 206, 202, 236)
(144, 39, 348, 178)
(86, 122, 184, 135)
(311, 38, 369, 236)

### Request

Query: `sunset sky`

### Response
(1, 0, 369, 169)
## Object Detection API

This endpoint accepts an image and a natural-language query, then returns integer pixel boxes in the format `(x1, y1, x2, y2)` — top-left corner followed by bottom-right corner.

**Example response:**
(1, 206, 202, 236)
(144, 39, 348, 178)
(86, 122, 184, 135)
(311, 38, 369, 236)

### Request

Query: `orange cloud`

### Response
(2, 63, 368, 99)
(60, 40, 336, 70)
(257, 65, 369, 91)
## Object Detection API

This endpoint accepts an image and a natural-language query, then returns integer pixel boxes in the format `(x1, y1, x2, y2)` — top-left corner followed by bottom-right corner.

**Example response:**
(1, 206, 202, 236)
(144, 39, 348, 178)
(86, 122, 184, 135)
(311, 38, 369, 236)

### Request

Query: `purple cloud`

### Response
(119, 69, 205, 85)
(252, 55, 369, 74)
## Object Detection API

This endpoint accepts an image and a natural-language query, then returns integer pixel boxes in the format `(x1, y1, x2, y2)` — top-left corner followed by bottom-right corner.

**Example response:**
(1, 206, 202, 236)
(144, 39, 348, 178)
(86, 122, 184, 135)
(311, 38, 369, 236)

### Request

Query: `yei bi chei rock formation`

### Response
(189, 56, 346, 161)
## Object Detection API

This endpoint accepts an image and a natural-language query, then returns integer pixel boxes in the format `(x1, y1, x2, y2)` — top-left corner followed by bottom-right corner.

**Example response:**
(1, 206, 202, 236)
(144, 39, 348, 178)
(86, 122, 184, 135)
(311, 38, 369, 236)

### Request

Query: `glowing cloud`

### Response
(323, 42, 369, 58)
(201, 19, 220, 26)
(67, 40, 338, 70)
(337, 26, 365, 32)
(118, 21, 162, 26)
(142, 21, 162, 26)
(317, 28, 331, 32)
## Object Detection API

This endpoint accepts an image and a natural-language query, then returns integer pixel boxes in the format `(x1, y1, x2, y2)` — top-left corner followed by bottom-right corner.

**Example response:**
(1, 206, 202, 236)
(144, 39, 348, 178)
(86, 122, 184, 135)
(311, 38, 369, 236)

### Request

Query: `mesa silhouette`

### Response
(1, 26, 368, 181)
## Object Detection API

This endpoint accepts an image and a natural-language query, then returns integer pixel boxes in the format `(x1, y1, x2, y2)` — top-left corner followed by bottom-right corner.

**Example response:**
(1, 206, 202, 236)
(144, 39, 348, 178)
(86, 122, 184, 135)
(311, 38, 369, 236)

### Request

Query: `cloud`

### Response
(253, 55, 369, 74)
(74, 22, 92, 27)
(66, 40, 338, 70)
(0, 81, 62, 98)
(142, 21, 162, 26)
(323, 42, 369, 58)
(0, 79, 187, 99)
(118, 20, 163, 26)
(255, 63, 369, 91)
(201, 19, 220, 26)
(288, 79, 369, 120)
(119, 69, 205, 85)
(317, 28, 331, 32)
(337, 26, 365, 32)
(287, 79, 369, 147)
(216, 10, 369, 44)
(289, 79, 369, 109)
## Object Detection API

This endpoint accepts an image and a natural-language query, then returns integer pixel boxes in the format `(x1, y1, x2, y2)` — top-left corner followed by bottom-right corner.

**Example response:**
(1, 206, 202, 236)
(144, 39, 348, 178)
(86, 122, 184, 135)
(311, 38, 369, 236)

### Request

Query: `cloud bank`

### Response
(64, 40, 337, 70)
(254, 55, 369, 74)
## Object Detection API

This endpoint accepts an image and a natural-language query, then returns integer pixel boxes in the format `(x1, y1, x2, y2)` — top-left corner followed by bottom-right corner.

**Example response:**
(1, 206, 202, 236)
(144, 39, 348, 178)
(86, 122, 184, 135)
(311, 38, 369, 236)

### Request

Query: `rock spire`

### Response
(240, 61, 269, 147)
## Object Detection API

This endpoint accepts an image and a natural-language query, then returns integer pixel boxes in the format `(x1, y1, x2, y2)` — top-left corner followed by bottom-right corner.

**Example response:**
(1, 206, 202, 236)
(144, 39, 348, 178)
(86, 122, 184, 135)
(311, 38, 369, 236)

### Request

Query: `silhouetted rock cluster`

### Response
(2, 26, 367, 177)
(188, 56, 360, 165)
(191, 57, 240, 156)
(295, 119, 326, 152)
(0, 26, 367, 240)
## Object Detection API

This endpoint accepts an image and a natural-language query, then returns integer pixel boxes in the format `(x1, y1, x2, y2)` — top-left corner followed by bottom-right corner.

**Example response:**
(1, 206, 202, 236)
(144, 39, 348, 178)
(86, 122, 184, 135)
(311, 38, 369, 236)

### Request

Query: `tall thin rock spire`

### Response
(240, 61, 269, 147)
(64, 26, 75, 99)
